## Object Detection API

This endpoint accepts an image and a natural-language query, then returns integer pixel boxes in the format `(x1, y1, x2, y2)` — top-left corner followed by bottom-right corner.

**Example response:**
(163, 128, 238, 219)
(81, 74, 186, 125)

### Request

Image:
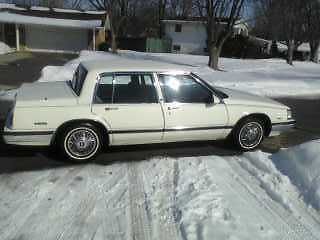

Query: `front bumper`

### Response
(2, 127, 54, 146)
(269, 120, 296, 137)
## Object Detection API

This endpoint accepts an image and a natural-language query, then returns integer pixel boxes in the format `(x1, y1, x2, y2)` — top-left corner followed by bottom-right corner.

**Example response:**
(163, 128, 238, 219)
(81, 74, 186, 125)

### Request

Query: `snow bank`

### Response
(236, 140, 320, 211)
(271, 140, 320, 209)
(238, 151, 295, 212)
(0, 41, 12, 55)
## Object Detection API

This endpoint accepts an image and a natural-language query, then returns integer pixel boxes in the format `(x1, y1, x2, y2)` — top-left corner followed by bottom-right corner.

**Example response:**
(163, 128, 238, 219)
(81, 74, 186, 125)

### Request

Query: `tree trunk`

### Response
(310, 40, 320, 63)
(286, 40, 294, 65)
(209, 45, 222, 70)
(111, 32, 117, 53)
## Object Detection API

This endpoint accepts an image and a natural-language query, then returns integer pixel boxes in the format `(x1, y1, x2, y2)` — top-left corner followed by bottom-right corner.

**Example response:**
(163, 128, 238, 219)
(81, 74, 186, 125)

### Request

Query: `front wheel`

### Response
(60, 124, 101, 163)
(233, 118, 264, 151)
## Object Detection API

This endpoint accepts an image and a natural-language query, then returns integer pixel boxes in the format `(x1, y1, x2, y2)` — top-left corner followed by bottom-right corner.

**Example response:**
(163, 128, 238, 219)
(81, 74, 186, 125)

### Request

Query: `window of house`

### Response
(158, 74, 212, 103)
(95, 73, 158, 104)
(173, 45, 181, 52)
(175, 24, 182, 32)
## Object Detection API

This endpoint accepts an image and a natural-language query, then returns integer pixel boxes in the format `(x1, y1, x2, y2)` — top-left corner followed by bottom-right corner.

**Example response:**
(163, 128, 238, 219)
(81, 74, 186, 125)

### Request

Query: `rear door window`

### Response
(94, 73, 158, 104)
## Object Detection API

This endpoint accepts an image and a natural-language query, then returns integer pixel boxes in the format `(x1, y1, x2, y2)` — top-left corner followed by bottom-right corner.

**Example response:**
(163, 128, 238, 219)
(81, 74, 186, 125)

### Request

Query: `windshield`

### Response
(70, 64, 88, 96)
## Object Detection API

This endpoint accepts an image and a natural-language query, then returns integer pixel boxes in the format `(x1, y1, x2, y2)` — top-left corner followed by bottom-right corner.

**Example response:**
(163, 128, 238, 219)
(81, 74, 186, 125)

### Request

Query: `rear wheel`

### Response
(60, 124, 101, 163)
(233, 118, 264, 151)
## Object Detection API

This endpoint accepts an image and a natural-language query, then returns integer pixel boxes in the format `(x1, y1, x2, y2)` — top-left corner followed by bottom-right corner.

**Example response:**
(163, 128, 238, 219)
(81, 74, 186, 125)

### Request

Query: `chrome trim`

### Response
(3, 131, 53, 146)
(109, 126, 233, 134)
(269, 120, 296, 137)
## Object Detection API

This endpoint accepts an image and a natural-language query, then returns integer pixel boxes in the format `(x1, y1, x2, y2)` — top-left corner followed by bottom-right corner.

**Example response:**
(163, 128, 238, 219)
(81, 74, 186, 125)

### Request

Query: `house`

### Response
(161, 17, 249, 55)
(0, 3, 106, 53)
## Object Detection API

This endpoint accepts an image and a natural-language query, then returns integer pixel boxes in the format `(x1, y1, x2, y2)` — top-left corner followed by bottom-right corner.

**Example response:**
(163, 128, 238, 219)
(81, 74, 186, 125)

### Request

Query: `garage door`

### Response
(25, 25, 88, 52)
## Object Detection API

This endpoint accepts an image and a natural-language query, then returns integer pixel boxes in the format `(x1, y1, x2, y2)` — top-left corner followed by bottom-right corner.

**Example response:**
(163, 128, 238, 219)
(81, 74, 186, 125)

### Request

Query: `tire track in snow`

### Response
(127, 162, 152, 240)
(55, 164, 127, 240)
(227, 156, 319, 240)
(0, 166, 86, 240)
(141, 157, 180, 240)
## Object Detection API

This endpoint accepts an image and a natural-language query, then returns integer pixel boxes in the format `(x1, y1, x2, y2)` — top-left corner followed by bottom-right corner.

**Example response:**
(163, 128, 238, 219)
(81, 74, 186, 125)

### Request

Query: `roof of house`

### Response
(81, 58, 192, 74)
(0, 11, 102, 29)
(161, 17, 239, 23)
(0, 3, 105, 29)
(0, 3, 106, 18)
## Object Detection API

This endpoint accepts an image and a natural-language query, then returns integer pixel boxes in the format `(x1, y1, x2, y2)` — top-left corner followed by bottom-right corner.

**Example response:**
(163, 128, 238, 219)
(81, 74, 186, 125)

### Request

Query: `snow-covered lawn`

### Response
(1, 141, 320, 239)
(1, 50, 320, 100)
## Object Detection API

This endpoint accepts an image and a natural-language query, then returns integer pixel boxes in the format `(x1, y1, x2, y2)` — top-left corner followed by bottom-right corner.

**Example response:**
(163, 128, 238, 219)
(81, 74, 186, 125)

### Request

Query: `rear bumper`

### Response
(2, 128, 54, 146)
(269, 120, 296, 137)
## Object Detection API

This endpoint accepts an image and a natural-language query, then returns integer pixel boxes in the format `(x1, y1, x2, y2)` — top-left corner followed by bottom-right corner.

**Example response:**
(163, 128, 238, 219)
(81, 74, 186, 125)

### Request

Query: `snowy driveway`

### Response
(1, 141, 320, 240)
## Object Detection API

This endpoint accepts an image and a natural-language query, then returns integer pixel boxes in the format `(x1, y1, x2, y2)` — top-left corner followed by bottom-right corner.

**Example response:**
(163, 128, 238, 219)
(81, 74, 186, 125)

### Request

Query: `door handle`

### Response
(168, 106, 180, 110)
(105, 107, 119, 111)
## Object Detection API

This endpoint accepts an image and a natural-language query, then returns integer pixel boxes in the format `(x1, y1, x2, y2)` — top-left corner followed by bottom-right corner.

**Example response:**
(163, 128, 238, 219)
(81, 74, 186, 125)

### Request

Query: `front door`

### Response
(92, 72, 164, 145)
(157, 73, 229, 142)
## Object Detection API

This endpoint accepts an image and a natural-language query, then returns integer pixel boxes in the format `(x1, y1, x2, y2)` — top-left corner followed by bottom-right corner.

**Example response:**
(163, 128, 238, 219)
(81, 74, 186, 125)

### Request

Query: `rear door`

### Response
(91, 72, 164, 145)
(157, 73, 229, 142)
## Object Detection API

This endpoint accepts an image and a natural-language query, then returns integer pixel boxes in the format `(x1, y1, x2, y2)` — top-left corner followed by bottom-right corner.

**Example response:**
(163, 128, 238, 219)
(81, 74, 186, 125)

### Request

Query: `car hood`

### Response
(216, 87, 288, 109)
(15, 81, 77, 107)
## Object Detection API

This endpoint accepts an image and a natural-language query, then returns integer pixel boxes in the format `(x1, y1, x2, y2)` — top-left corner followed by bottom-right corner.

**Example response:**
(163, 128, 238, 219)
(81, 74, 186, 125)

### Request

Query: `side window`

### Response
(95, 74, 113, 103)
(94, 73, 158, 104)
(71, 64, 88, 96)
(158, 74, 212, 103)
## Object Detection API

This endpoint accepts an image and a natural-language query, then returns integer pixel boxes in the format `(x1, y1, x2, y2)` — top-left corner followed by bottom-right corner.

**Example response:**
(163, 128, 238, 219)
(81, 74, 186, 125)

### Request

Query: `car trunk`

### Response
(15, 81, 78, 107)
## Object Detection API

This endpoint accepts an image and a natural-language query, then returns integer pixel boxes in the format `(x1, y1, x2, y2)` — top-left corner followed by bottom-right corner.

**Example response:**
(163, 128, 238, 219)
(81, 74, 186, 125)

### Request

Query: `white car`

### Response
(3, 59, 295, 162)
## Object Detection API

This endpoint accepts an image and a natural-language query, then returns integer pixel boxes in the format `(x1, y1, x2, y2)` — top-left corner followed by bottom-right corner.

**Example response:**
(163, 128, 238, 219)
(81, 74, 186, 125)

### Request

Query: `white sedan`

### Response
(3, 59, 295, 162)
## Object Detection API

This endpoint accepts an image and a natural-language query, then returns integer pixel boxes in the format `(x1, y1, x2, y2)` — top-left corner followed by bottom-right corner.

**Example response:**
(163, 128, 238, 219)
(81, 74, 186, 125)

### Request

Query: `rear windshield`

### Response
(70, 64, 88, 96)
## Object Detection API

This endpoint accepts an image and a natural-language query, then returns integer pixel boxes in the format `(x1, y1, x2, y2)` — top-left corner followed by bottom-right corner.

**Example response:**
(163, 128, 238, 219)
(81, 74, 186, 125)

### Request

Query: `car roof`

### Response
(81, 58, 193, 74)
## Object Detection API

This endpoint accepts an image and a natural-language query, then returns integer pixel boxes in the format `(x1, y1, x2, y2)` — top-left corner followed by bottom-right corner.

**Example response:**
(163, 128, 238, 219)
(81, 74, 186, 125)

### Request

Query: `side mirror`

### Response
(205, 94, 215, 104)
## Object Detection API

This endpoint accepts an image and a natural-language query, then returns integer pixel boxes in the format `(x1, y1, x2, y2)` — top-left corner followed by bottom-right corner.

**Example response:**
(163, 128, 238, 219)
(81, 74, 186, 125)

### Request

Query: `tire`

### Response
(59, 123, 101, 163)
(232, 118, 264, 151)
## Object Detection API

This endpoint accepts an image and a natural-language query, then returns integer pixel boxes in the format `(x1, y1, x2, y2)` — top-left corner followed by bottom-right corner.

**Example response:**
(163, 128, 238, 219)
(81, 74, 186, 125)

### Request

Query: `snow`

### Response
(271, 140, 320, 210)
(2, 50, 320, 101)
(1, 50, 320, 238)
(1, 142, 320, 239)
(0, 41, 12, 55)
(0, 11, 102, 29)
(37, 50, 320, 98)
(0, 3, 26, 11)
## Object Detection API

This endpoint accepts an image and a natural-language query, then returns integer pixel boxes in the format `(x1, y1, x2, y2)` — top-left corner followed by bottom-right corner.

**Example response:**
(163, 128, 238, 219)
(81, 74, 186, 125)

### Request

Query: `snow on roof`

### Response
(0, 11, 102, 29)
(30, 6, 50, 11)
(0, 3, 106, 15)
(0, 3, 26, 11)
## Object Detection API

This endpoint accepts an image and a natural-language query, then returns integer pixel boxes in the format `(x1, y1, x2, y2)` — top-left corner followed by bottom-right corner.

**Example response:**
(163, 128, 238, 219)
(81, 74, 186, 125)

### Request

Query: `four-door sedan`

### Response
(3, 59, 296, 162)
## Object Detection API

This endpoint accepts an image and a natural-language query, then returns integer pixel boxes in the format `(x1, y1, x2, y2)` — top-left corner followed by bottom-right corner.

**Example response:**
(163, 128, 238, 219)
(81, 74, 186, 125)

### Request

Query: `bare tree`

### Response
(304, 0, 320, 63)
(68, 0, 82, 9)
(88, 0, 132, 53)
(159, 0, 168, 37)
(253, 0, 305, 65)
(168, 0, 194, 17)
(196, 0, 246, 70)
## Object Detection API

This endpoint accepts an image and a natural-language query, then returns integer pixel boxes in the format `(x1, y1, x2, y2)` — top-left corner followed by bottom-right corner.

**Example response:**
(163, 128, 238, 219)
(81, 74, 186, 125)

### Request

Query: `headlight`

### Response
(287, 109, 293, 120)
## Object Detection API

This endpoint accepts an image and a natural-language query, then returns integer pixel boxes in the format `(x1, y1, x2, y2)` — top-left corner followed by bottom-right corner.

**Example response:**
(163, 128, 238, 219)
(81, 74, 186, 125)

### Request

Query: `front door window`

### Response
(158, 74, 212, 103)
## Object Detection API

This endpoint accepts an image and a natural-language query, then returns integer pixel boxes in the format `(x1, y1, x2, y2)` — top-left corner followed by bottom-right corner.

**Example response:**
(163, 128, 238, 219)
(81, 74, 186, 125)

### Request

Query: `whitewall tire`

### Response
(233, 118, 264, 151)
(60, 124, 101, 162)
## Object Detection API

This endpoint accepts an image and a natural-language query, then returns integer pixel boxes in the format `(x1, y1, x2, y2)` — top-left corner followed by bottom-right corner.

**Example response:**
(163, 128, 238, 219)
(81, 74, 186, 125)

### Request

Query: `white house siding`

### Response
(164, 21, 207, 55)
(25, 25, 89, 52)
